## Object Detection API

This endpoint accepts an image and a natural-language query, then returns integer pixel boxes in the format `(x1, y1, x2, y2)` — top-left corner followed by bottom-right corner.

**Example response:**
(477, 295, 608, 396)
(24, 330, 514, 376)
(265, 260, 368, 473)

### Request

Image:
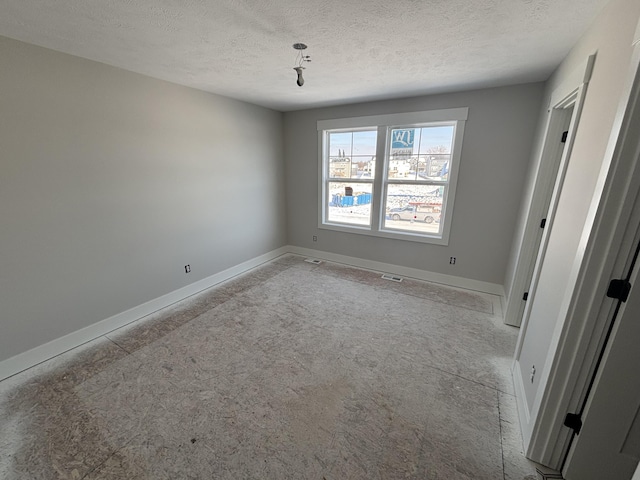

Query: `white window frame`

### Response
(318, 108, 467, 245)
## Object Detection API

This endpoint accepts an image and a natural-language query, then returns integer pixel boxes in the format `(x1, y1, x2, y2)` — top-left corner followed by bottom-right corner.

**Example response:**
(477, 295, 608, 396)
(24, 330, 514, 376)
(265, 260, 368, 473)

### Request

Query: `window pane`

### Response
(388, 125, 454, 181)
(388, 128, 416, 179)
(329, 157, 355, 178)
(328, 132, 352, 157)
(418, 125, 454, 155)
(383, 184, 444, 234)
(352, 131, 377, 156)
(417, 154, 451, 180)
(388, 157, 413, 179)
(352, 130, 377, 179)
(328, 130, 377, 179)
(327, 182, 373, 226)
(390, 128, 417, 157)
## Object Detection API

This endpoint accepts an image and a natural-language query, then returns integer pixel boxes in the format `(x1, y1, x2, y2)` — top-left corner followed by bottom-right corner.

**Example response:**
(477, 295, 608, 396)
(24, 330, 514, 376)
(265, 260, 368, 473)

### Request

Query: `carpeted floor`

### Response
(0, 255, 538, 479)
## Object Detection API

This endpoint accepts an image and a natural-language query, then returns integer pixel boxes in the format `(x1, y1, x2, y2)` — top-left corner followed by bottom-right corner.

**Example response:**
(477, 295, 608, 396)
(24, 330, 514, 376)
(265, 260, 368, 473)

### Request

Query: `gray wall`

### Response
(0, 36, 286, 362)
(513, 0, 640, 415)
(284, 84, 544, 286)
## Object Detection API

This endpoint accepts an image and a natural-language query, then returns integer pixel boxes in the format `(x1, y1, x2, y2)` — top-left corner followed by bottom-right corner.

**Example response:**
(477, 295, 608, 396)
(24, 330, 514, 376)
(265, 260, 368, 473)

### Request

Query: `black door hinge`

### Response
(540, 218, 547, 229)
(523, 292, 529, 301)
(607, 278, 632, 302)
(564, 412, 582, 434)
(561, 131, 568, 143)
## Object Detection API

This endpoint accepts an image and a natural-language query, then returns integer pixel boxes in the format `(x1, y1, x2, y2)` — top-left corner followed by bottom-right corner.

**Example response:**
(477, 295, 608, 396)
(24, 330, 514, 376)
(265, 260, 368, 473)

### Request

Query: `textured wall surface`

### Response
(0, 36, 286, 362)
(284, 83, 544, 286)
(0, 0, 608, 110)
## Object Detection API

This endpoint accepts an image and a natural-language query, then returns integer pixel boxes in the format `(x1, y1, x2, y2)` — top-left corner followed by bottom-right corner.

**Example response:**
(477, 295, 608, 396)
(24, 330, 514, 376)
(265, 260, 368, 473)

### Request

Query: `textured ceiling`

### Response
(0, 0, 609, 111)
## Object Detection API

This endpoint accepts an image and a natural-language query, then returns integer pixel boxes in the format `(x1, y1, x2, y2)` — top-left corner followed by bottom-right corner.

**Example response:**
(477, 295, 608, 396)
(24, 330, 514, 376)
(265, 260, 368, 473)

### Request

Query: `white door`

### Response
(507, 105, 572, 327)
(563, 236, 640, 479)
(563, 31, 640, 472)
(521, 16, 640, 472)
(505, 54, 595, 328)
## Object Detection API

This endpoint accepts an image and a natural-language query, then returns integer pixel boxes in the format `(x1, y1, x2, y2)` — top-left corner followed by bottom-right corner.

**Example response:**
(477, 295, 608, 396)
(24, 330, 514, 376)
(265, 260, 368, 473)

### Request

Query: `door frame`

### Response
(563, 183, 640, 478)
(504, 55, 595, 328)
(522, 20, 640, 469)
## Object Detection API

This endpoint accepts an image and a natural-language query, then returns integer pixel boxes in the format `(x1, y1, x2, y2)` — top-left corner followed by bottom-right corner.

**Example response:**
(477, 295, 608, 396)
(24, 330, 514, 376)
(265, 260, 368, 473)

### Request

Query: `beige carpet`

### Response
(0, 255, 537, 479)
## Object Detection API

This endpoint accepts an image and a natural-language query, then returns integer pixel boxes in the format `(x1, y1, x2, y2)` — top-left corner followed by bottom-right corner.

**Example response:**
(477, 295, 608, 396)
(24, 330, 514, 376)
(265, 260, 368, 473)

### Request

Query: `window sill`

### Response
(319, 222, 449, 245)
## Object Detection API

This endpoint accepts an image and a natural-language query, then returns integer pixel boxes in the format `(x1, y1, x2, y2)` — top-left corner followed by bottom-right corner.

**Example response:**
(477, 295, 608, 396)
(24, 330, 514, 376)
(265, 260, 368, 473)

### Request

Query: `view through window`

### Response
(318, 108, 467, 245)
(382, 125, 453, 236)
(326, 129, 377, 226)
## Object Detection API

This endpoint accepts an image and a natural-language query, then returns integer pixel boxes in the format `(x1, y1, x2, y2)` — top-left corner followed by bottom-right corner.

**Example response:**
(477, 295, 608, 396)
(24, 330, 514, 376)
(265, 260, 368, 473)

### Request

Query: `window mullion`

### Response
(327, 178, 374, 184)
(386, 180, 449, 186)
(370, 126, 388, 233)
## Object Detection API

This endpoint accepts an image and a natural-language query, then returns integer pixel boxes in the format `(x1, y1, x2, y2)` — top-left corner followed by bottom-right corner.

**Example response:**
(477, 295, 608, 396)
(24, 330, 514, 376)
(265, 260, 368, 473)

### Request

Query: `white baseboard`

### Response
(0, 245, 507, 382)
(513, 360, 533, 452)
(288, 245, 505, 296)
(0, 247, 289, 381)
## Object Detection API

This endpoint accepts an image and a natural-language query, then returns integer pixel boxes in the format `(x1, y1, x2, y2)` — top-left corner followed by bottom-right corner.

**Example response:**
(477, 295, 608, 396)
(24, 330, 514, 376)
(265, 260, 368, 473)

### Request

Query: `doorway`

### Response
(508, 101, 573, 335)
(505, 55, 596, 329)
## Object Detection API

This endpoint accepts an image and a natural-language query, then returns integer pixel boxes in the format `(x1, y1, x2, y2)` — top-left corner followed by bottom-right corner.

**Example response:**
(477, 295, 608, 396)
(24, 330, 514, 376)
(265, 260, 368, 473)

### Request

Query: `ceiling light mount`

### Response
(293, 43, 311, 87)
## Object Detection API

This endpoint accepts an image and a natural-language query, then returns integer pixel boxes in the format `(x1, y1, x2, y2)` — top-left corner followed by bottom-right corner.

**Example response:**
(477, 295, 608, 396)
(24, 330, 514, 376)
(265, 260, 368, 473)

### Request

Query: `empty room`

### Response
(2, 0, 640, 479)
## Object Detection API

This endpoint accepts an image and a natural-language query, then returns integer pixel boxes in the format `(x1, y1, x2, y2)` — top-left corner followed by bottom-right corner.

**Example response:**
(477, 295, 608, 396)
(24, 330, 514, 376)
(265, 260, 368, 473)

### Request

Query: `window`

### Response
(318, 108, 467, 245)
(325, 129, 377, 226)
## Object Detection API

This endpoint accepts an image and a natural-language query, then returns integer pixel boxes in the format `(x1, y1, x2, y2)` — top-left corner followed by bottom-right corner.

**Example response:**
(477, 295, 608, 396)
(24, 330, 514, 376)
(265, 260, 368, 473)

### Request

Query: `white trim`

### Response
(318, 222, 450, 245)
(0, 246, 289, 381)
(505, 54, 596, 329)
(513, 362, 532, 449)
(503, 107, 571, 327)
(549, 55, 595, 108)
(437, 119, 464, 244)
(513, 84, 586, 349)
(288, 245, 505, 296)
(525, 31, 640, 469)
(0, 244, 504, 382)
(317, 107, 469, 131)
(318, 108, 467, 246)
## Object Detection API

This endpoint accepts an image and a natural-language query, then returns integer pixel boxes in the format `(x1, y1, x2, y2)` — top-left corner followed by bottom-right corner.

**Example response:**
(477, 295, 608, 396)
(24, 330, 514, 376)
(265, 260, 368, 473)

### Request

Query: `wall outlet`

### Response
(449, 257, 456, 265)
(185, 264, 191, 273)
(313, 235, 317, 242)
